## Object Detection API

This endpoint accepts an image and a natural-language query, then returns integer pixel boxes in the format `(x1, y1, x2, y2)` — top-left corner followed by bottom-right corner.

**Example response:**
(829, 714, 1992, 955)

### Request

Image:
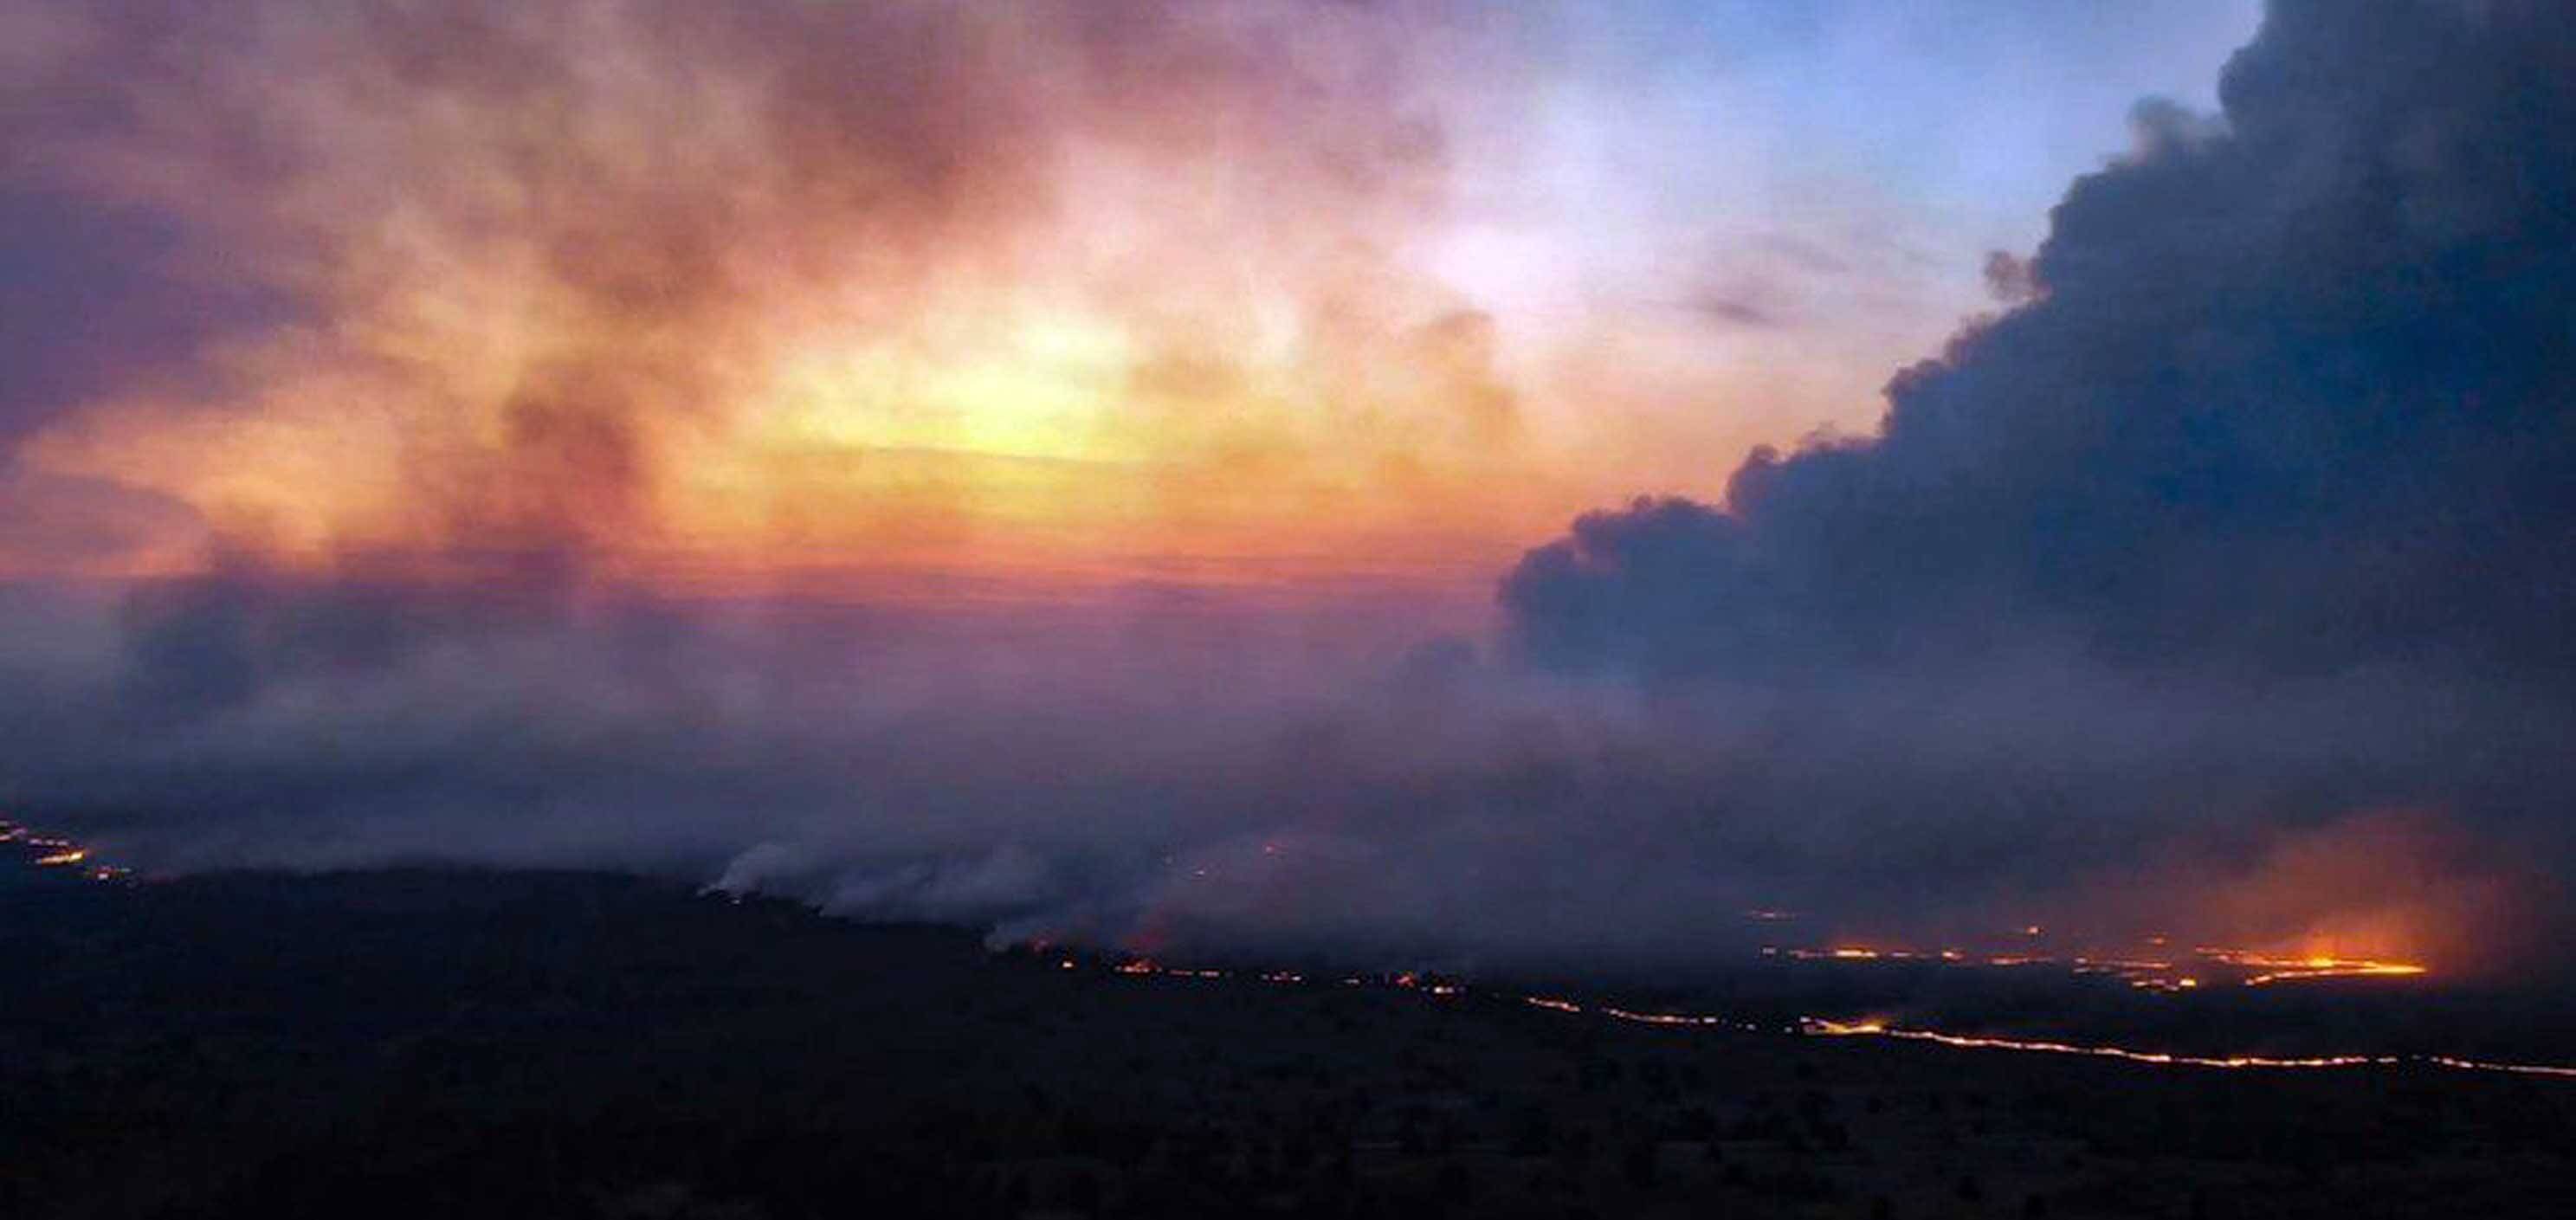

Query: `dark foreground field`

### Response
(4, 866, 2571, 1219)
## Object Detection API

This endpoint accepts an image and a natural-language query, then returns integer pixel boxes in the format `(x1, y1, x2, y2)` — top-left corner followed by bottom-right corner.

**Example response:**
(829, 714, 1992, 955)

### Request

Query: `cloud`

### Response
(1, 0, 1521, 583)
(3, 0, 2572, 982)
(0, 188, 282, 455)
(1495, 0, 2576, 958)
(0, 469, 205, 575)
(1508, 0, 2576, 684)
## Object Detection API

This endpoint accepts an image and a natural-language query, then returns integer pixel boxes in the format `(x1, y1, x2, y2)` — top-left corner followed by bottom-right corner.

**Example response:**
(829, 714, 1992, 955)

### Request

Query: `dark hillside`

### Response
(4, 866, 2571, 1218)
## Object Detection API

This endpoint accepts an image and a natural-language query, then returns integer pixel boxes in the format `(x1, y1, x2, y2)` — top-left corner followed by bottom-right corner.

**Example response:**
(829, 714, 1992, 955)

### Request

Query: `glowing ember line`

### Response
(2424, 1055, 2576, 1080)
(1094, 954, 2576, 1084)
(1802, 1021, 2576, 1079)
(11, 821, 2561, 1083)
(1764, 939, 2430, 992)
(1801, 1019, 2395, 1070)
(2196, 952, 2431, 986)
(1599, 1006, 1727, 1027)
(4, 821, 132, 882)
(2241, 965, 2428, 985)
(1599, 1006, 1769, 1033)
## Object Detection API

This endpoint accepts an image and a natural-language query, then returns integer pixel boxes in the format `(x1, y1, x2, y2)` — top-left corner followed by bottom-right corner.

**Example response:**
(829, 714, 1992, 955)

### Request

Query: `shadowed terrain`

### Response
(5, 859, 2569, 1219)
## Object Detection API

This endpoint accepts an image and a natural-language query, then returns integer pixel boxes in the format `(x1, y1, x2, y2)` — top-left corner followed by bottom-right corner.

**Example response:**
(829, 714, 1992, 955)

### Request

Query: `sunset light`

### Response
(9, 2, 2576, 1213)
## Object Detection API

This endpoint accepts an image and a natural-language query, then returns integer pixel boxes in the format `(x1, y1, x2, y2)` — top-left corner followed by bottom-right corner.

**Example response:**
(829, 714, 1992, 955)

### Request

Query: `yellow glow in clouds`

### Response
(7, 0, 1598, 610)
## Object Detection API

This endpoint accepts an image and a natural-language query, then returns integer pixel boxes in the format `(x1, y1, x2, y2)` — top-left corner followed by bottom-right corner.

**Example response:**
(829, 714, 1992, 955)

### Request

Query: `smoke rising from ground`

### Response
(3, 1, 2573, 979)
(1491, 0, 2576, 971)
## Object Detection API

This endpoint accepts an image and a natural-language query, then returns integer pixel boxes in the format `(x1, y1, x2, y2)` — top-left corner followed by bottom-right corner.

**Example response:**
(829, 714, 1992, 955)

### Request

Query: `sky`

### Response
(0, 0, 2259, 610)
(1430, 0, 2262, 510)
(6, 0, 2573, 982)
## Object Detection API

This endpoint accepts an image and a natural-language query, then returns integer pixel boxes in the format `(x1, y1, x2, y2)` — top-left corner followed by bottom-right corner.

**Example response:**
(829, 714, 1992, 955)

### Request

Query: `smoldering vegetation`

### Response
(0, 558, 2558, 987)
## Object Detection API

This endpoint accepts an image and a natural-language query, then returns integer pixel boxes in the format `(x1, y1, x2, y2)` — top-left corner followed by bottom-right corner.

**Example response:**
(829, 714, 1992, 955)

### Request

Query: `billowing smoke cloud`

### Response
(1512, 0, 2576, 683)
(0, 0, 1580, 958)
(1, 0, 1531, 583)
(1501, 0, 2576, 966)
(4, 0, 2573, 981)
(4, 565, 1770, 965)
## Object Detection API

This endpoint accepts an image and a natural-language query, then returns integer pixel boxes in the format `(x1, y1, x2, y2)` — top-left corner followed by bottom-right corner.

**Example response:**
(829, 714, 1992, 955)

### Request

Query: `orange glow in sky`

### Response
(3, 1, 2263, 611)
(0, 3, 1615, 611)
